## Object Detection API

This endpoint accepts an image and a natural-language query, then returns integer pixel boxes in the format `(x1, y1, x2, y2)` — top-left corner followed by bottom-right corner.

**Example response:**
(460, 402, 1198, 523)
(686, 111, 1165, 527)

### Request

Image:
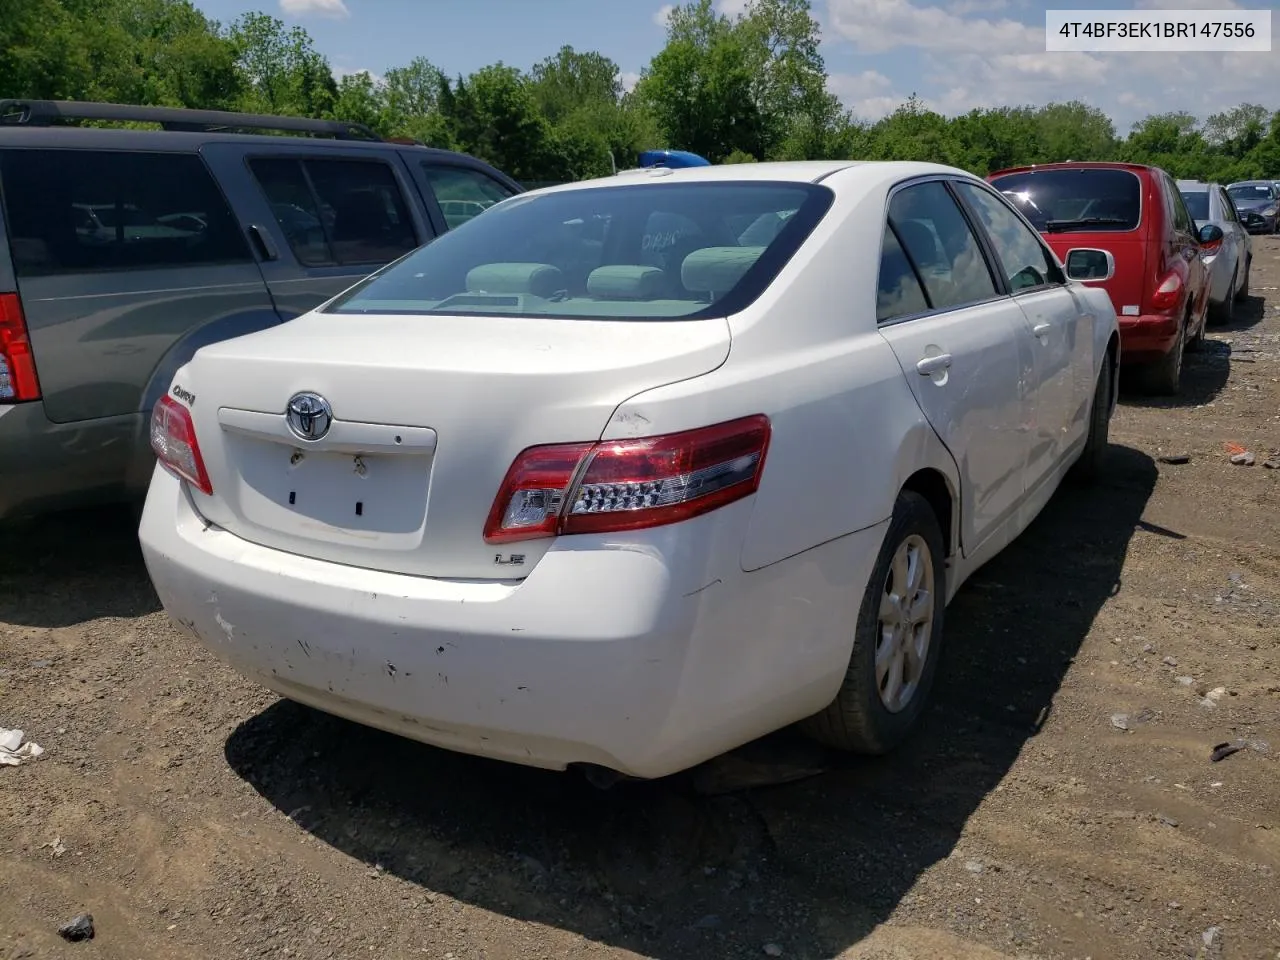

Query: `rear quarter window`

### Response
(0, 148, 251, 276)
(989, 168, 1142, 233)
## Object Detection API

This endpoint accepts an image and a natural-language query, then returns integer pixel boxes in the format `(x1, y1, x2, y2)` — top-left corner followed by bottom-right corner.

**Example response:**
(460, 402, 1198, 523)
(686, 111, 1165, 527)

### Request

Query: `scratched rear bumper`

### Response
(137, 464, 872, 778)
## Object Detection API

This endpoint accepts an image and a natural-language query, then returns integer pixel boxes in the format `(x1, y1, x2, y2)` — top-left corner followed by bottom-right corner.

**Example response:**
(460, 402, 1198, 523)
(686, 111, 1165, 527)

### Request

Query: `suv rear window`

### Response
(325, 181, 833, 321)
(989, 168, 1142, 233)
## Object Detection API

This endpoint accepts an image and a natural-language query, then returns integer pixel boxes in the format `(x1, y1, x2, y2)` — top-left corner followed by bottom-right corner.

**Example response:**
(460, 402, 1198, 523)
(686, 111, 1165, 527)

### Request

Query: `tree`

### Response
(224, 11, 336, 117)
(633, 0, 764, 161)
(438, 64, 558, 181)
(529, 46, 622, 123)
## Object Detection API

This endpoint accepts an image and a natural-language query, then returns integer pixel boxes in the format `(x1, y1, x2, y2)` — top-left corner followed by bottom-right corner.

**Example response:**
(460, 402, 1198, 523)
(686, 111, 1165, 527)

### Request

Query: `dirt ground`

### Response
(3, 241, 1279, 960)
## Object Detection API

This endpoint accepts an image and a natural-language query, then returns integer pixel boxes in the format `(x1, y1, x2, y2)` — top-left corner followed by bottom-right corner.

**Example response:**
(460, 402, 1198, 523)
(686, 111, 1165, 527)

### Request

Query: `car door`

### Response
(952, 179, 1090, 485)
(875, 178, 1036, 556)
(1218, 187, 1250, 291)
(201, 143, 431, 319)
(1163, 172, 1208, 324)
(0, 144, 277, 425)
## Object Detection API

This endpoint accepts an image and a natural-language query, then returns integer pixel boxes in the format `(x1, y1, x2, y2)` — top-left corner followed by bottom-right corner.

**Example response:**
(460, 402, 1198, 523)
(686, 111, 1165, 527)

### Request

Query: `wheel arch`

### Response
(900, 467, 957, 562)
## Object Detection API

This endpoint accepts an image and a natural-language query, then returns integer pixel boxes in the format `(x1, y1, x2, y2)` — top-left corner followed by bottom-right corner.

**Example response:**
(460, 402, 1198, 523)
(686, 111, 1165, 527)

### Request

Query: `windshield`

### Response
(1180, 191, 1210, 221)
(989, 168, 1142, 232)
(325, 181, 833, 321)
(1228, 184, 1274, 203)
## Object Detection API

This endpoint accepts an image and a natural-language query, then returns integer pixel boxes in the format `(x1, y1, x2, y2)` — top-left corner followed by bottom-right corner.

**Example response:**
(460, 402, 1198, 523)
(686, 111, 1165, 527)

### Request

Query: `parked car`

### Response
(139, 161, 1120, 781)
(1225, 180, 1279, 234)
(1178, 179, 1252, 321)
(988, 161, 1216, 395)
(0, 99, 523, 524)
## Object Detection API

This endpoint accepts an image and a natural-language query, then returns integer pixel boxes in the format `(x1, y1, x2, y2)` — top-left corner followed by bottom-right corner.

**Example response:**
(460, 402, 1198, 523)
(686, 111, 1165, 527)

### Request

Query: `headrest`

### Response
(586, 265, 665, 300)
(681, 246, 766, 296)
(465, 262, 565, 299)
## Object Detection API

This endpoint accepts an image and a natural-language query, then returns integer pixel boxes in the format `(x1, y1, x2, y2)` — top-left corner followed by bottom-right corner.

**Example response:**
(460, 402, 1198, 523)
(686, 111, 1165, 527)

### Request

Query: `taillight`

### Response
(1149, 271, 1183, 311)
(0, 293, 40, 402)
(484, 415, 771, 544)
(150, 395, 212, 495)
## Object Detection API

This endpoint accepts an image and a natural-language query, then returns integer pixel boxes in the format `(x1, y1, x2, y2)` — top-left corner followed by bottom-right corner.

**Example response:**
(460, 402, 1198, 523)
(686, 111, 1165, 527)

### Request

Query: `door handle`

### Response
(916, 353, 953, 375)
(1032, 322, 1052, 337)
(247, 224, 279, 262)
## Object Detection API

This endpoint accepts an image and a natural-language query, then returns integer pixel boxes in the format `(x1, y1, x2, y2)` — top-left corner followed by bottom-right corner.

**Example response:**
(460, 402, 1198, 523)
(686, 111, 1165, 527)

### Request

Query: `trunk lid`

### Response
(177, 311, 731, 579)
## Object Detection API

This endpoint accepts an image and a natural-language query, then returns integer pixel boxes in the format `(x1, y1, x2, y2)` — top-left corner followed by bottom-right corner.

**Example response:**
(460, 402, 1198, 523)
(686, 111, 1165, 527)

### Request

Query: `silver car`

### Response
(1179, 180, 1252, 322)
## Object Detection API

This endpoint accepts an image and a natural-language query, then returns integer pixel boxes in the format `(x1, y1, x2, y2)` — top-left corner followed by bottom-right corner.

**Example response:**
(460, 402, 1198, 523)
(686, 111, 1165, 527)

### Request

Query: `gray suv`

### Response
(0, 99, 522, 523)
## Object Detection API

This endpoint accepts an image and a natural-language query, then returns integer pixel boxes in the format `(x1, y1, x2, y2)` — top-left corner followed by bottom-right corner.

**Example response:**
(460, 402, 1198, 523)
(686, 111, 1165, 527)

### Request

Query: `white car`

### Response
(139, 161, 1120, 781)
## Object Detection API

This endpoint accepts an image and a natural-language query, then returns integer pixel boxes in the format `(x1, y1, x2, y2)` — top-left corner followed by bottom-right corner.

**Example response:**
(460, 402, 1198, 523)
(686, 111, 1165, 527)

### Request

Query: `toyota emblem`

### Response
(285, 392, 333, 442)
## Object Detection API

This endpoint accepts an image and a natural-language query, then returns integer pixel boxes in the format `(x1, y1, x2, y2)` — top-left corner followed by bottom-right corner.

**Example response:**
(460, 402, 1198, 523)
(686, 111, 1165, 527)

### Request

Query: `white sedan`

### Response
(139, 160, 1119, 781)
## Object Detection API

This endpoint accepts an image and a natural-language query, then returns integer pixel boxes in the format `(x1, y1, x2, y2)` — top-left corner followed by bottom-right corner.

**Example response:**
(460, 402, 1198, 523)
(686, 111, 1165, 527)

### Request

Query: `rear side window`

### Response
(421, 163, 516, 230)
(249, 157, 419, 266)
(887, 181, 998, 311)
(877, 225, 929, 322)
(0, 149, 251, 277)
(1180, 190, 1210, 222)
(324, 181, 833, 321)
(990, 168, 1142, 233)
(1165, 175, 1194, 234)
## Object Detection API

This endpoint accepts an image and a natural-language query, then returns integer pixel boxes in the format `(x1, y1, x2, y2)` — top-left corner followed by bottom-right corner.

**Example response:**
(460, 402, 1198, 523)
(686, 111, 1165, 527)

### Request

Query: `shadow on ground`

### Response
(226, 444, 1158, 960)
(0, 505, 159, 626)
(1120, 293, 1266, 410)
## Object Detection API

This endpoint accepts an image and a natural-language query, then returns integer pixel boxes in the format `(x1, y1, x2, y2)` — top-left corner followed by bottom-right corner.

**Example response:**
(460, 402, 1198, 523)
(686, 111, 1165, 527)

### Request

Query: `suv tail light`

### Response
(150, 395, 212, 495)
(484, 415, 771, 544)
(0, 292, 41, 402)
(1149, 271, 1183, 311)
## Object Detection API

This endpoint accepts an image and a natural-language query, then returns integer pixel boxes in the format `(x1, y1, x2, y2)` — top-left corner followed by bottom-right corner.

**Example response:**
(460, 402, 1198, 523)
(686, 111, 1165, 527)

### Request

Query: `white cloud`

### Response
(653, 3, 675, 28)
(827, 69, 896, 116)
(620, 71, 641, 93)
(279, 0, 349, 18)
(822, 0, 1280, 130)
(717, 0, 751, 15)
(332, 66, 383, 85)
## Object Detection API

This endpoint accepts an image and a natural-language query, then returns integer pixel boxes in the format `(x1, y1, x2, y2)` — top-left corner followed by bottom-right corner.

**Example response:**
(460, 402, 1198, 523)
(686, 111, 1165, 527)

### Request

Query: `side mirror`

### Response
(1198, 223, 1224, 247)
(1065, 248, 1115, 282)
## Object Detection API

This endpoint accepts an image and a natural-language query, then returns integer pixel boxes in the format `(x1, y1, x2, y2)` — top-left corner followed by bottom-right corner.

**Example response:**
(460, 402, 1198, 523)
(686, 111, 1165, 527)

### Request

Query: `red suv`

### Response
(987, 162, 1218, 395)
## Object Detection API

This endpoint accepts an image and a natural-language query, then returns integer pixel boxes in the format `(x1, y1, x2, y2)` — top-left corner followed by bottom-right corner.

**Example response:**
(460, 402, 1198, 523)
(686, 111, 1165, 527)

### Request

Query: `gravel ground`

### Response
(2, 240, 1279, 960)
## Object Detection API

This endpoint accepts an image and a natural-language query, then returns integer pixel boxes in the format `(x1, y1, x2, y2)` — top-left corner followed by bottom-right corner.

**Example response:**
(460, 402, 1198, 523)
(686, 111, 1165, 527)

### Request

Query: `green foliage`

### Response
(1, 0, 1277, 185)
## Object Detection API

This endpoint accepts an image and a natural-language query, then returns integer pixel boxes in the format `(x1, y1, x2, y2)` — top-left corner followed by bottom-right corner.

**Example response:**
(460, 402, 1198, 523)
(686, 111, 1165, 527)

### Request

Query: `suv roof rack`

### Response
(0, 99, 381, 141)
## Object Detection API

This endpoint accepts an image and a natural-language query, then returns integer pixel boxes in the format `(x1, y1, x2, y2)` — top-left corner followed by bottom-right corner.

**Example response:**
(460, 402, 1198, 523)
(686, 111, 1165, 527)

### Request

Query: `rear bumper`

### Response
(1117, 312, 1180, 364)
(0, 403, 150, 522)
(138, 466, 885, 779)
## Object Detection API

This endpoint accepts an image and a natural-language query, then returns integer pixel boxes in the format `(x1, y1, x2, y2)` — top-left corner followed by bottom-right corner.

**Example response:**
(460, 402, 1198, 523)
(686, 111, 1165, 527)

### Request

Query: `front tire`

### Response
(800, 490, 946, 754)
(1070, 352, 1112, 485)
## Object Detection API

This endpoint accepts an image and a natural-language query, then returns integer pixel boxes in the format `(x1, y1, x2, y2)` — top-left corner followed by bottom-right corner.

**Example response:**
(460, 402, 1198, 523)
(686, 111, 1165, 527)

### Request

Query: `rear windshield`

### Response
(989, 168, 1142, 233)
(324, 181, 833, 321)
(1180, 190, 1210, 221)
(1227, 183, 1275, 202)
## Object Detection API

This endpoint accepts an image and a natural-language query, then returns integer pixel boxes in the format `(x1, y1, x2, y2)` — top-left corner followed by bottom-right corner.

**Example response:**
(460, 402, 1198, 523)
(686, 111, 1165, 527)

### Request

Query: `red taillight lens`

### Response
(0, 293, 41, 402)
(150, 395, 212, 495)
(1149, 271, 1183, 311)
(483, 415, 771, 544)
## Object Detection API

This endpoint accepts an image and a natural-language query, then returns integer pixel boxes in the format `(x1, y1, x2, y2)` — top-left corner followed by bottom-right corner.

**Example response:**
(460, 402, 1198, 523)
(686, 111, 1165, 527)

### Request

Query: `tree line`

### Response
(3, 0, 1278, 185)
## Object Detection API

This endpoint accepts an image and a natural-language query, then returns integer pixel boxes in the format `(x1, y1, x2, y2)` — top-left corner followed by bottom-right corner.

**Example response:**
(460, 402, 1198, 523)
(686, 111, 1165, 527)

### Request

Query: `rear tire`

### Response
(1070, 352, 1112, 485)
(1137, 314, 1185, 396)
(800, 490, 946, 755)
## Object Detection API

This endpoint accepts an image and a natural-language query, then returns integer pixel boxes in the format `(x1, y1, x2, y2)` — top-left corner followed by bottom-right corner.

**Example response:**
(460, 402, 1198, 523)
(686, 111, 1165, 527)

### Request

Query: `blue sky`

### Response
(193, 0, 1279, 133)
